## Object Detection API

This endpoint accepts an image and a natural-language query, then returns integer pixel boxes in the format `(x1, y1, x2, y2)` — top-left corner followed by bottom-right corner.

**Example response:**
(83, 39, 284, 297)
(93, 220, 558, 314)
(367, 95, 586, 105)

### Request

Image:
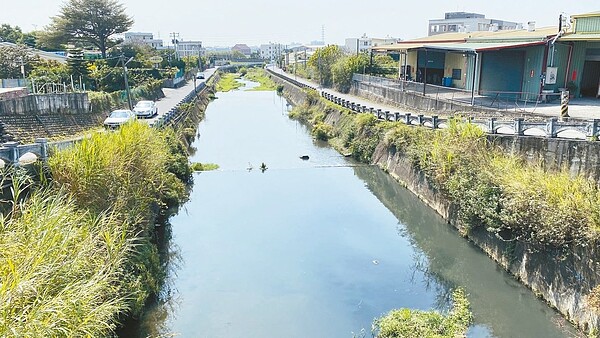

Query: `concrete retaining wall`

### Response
(276, 73, 599, 334)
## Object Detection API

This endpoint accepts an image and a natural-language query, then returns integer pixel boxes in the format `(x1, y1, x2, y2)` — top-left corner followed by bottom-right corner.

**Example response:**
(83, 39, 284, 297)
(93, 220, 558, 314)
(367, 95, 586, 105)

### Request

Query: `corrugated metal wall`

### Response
(568, 41, 600, 96)
(545, 43, 571, 90)
(520, 46, 546, 99)
(575, 17, 600, 33)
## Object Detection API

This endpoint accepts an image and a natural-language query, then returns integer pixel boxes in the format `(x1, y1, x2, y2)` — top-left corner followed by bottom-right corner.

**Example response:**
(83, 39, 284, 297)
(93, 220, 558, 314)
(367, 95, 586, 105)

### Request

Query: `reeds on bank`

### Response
(0, 121, 190, 336)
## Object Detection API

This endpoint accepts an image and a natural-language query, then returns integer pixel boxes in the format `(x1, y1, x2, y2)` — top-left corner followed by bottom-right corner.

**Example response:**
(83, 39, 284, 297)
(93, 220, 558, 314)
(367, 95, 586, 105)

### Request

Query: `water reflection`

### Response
(353, 166, 578, 337)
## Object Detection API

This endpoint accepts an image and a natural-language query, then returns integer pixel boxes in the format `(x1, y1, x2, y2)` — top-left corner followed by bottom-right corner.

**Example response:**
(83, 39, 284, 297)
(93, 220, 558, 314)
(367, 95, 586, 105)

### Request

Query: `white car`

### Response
(103, 109, 136, 129)
(133, 100, 158, 118)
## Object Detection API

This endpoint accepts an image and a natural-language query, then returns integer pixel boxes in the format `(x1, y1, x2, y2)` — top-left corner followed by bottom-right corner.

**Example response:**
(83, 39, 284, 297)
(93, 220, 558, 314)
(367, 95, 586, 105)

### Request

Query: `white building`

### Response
(123, 32, 164, 48)
(177, 41, 204, 58)
(344, 35, 398, 54)
(259, 43, 282, 60)
(428, 12, 522, 36)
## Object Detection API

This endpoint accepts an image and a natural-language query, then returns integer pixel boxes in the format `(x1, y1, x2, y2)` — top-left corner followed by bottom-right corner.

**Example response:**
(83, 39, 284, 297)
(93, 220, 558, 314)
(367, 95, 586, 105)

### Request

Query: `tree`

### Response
(332, 54, 369, 93)
(307, 45, 343, 87)
(0, 45, 38, 78)
(46, 0, 133, 58)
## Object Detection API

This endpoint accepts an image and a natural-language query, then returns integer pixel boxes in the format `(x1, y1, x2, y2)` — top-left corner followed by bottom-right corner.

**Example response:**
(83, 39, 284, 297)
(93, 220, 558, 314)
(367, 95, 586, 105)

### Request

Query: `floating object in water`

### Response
(372, 260, 379, 265)
(246, 162, 253, 171)
(299, 155, 309, 160)
(259, 162, 268, 172)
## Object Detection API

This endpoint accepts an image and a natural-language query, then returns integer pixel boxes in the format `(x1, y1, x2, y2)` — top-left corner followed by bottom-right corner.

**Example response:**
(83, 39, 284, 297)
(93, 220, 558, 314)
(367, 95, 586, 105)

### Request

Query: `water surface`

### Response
(129, 83, 576, 338)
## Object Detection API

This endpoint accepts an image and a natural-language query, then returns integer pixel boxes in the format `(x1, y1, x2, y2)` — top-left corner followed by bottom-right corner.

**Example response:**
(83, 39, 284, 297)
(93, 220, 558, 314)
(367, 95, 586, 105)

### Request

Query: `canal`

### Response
(131, 80, 576, 337)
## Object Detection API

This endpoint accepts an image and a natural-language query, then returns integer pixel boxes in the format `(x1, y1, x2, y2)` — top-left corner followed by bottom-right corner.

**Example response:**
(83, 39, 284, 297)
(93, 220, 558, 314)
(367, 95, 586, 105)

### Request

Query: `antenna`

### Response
(321, 25, 325, 43)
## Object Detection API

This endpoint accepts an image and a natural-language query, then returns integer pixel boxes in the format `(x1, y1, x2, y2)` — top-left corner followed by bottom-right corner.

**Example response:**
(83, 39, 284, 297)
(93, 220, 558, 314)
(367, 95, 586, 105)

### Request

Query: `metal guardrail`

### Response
(320, 91, 600, 140)
(270, 68, 600, 141)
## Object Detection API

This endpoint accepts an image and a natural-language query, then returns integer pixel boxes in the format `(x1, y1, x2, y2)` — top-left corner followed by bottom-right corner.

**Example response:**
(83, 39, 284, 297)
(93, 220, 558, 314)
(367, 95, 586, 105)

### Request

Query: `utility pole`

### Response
(170, 32, 180, 59)
(120, 54, 133, 110)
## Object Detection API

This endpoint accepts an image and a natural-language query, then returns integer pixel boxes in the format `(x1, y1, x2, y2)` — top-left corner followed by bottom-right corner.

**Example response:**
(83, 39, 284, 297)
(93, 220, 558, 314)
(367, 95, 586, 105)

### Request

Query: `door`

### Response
(479, 51, 525, 98)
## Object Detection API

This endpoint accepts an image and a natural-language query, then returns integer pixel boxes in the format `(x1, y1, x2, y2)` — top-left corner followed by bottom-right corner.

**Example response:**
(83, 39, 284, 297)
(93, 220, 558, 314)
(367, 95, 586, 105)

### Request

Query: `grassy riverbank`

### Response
(289, 88, 600, 331)
(0, 122, 191, 336)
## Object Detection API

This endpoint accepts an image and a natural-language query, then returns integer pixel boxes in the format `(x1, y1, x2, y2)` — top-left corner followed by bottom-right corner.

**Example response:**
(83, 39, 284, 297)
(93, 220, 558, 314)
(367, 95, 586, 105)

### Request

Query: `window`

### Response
(452, 68, 462, 80)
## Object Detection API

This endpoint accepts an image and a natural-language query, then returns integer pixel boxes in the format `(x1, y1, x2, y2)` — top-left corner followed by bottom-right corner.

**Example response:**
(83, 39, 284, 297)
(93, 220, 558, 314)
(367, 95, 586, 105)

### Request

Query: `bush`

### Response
(373, 288, 472, 338)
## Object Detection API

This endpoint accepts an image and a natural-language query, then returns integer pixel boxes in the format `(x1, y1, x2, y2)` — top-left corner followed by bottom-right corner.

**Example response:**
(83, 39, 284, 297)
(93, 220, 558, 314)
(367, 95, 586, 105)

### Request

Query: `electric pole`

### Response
(120, 54, 133, 110)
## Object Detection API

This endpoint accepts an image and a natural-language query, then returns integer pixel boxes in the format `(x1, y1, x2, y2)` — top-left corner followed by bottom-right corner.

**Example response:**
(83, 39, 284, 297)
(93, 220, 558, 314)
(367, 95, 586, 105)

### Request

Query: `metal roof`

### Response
(559, 33, 600, 41)
(422, 40, 547, 52)
(373, 27, 557, 52)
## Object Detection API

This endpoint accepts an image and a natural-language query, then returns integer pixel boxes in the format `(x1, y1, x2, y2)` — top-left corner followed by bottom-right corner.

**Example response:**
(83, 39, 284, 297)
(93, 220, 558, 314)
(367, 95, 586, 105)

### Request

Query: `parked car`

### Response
(133, 100, 158, 118)
(103, 109, 136, 129)
(196, 72, 205, 79)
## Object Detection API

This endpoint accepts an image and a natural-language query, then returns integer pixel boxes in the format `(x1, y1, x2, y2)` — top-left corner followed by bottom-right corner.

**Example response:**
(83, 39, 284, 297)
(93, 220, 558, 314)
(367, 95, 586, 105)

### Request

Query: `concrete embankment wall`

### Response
(270, 73, 600, 334)
(0, 92, 104, 142)
(490, 135, 600, 183)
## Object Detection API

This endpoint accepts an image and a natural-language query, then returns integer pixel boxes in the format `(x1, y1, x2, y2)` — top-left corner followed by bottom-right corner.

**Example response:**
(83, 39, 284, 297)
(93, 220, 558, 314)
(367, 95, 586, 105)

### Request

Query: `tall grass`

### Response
(0, 191, 130, 336)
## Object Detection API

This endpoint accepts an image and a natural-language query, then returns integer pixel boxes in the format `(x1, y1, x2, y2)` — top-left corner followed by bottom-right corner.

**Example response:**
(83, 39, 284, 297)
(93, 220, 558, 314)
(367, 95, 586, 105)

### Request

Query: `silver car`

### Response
(103, 109, 136, 129)
(133, 100, 158, 118)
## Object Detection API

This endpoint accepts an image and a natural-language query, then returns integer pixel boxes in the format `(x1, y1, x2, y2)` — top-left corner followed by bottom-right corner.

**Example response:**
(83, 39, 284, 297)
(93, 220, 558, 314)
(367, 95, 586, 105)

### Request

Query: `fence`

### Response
(352, 73, 563, 114)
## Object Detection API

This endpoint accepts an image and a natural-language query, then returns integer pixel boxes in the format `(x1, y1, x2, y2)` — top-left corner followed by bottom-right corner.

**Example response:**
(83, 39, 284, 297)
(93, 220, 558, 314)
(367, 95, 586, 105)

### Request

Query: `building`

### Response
(259, 43, 282, 60)
(344, 35, 372, 54)
(123, 32, 163, 49)
(177, 40, 204, 58)
(373, 11, 600, 101)
(345, 35, 398, 54)
(428, 12, 522, 36)
(232, 44, 252, 57)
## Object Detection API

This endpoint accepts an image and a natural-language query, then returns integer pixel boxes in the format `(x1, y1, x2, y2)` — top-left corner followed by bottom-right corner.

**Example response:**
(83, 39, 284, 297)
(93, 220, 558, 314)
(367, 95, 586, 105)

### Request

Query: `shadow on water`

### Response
(352, 166, 580, 338)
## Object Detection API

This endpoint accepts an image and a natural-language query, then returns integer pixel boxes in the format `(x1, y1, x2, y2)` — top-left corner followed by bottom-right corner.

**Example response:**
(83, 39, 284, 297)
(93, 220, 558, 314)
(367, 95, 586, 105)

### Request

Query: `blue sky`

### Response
(1, 0, 598, 47)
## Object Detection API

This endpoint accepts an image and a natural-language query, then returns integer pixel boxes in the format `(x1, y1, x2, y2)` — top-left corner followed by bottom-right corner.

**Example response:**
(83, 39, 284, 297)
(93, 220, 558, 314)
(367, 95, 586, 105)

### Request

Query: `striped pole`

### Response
(560, 90, 570, 121)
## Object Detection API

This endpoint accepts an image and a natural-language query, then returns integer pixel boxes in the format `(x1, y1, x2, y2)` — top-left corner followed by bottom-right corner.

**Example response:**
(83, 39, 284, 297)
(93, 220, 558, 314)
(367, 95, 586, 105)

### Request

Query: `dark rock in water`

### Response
(299, 155, 309, 160)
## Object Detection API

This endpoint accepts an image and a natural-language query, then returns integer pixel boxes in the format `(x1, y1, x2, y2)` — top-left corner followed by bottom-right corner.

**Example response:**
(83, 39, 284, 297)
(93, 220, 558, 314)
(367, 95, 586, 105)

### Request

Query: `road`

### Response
(144, 67, 217, 124)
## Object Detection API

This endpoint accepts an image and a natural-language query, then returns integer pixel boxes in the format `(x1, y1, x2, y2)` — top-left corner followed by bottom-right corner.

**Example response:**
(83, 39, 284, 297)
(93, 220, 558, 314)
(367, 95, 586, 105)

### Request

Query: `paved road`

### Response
(267, 65, 600, 121)
(142, 67, 217, 124)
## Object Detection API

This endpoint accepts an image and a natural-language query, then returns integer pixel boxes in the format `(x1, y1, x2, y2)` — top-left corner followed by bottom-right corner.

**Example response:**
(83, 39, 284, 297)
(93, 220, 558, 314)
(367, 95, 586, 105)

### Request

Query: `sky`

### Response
(1, 0, 598, 47)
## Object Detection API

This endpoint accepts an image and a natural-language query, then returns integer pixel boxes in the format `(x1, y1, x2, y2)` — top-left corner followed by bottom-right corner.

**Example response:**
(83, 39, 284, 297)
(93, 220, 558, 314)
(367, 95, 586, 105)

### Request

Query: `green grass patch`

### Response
(216, 73, 244, 92)
(190, 162, 219, 171)
(373, 289, 472, 338)
(243, 68, 277, 91)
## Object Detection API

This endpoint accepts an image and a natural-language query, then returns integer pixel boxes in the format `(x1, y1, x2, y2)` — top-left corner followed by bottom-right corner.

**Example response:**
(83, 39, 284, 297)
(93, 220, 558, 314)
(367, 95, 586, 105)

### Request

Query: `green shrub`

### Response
(373, 288, 472, 338)
(312, 122, 333, 141)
